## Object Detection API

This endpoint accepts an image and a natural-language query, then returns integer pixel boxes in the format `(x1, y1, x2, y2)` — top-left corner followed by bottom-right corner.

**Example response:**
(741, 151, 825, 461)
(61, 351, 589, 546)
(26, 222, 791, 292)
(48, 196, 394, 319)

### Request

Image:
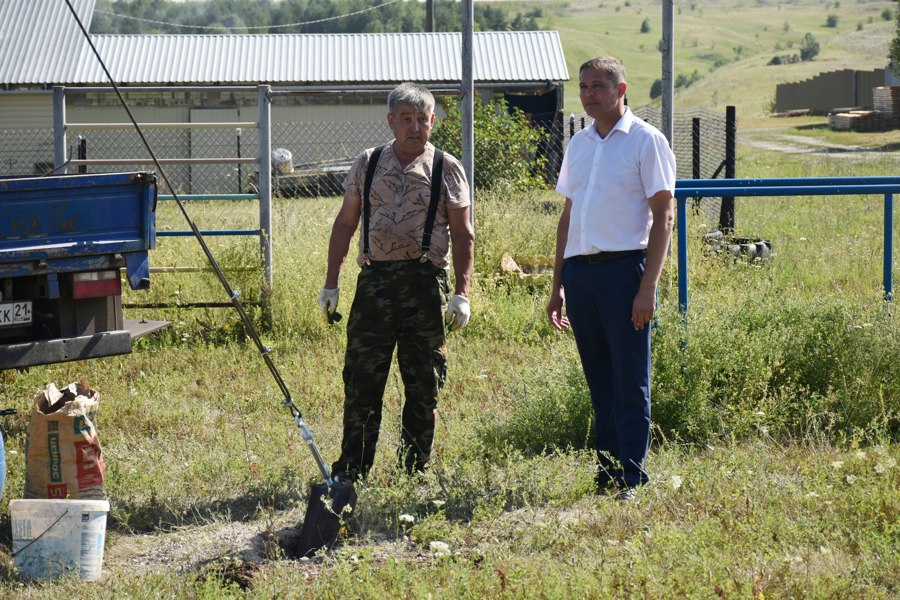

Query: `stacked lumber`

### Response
(872, 86, 900, 128)
(828, 110, 886, 132)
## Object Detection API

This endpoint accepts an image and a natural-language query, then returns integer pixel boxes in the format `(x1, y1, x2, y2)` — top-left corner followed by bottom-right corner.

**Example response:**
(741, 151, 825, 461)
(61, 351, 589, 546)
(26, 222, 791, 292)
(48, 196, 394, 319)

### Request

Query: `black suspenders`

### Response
(362, 145, 445, 264)
(361, 145, 384, 264)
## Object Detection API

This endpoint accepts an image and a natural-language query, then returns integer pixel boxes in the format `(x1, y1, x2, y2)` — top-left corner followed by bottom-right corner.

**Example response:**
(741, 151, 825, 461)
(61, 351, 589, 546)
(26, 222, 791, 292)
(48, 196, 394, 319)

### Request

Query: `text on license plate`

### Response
(0, 301, 32, 326)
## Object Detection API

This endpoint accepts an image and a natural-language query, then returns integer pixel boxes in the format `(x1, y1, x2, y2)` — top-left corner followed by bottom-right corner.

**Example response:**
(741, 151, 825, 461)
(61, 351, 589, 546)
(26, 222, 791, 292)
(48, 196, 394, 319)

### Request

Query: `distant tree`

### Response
(883, 8, 894, 21)
(826, 15, 839, 28)
(799, 33, 820, 61)
(649, 78, 662, 99)
(640, 18, 650, 33)
(92, 0, 541, 35)
(892, 9, 900, 75)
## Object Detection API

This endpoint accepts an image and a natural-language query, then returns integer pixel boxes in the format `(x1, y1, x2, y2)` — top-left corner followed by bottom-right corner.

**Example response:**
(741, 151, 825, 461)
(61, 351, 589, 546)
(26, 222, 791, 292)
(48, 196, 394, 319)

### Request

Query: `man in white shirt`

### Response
(547, 56, 675, 501)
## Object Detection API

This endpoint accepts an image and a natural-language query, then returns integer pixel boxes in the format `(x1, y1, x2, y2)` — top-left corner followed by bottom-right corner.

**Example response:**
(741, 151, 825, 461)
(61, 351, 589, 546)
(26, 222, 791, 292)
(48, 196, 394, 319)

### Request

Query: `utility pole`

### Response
(461, 0, 474, 221)
(426, 0, 434, 32)
(661, 0, 674, 147)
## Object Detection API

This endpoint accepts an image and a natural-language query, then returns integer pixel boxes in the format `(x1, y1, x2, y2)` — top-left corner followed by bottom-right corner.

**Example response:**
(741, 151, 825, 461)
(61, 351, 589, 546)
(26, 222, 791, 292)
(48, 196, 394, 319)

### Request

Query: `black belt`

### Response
(570, 249, 646, 264)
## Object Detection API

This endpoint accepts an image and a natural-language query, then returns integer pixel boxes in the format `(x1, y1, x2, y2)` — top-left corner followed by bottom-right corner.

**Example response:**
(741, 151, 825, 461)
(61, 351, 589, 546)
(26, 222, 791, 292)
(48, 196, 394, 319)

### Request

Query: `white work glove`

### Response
(318, 287, 339, 323)
(445, 294, 471, 331)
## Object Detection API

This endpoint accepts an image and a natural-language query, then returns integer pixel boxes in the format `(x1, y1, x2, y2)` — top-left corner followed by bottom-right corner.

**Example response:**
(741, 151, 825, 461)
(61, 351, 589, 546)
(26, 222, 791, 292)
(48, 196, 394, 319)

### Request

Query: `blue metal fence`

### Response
(675, 176, 900, 314)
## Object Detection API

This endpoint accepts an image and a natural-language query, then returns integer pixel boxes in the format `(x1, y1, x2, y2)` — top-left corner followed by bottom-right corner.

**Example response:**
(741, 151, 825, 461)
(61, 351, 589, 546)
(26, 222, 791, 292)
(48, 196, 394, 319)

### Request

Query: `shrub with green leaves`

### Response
(430, 97, 548, 194)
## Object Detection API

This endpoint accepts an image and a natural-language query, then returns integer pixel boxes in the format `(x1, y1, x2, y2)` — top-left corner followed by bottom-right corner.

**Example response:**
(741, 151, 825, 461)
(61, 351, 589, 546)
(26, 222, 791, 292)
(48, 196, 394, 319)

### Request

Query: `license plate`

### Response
(0, 301, 32, 327)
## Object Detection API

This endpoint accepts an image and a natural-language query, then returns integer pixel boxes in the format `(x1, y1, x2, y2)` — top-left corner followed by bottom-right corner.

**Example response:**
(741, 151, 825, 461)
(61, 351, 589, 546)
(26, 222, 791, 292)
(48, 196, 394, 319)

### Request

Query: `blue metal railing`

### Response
(156, 193, 261, 238)
(675, 176, 900, 314)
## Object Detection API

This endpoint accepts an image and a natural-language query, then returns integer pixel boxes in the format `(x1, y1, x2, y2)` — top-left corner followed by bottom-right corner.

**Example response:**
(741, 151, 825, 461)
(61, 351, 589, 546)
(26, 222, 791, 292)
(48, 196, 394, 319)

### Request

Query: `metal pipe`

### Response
(69, 158, 256, 165)
(677, 196, 688, 314)
(159, 194, 258, 201)
(53, 87, 66, 173)
(677, 184, 900, 197)
(461, 0, 475, 221)
(67, 122, 257, 130)
(258, 85, 274, 302)
(886, 193, 894, 301)
(679, 176, 900, 187)
(675, 177, 900, 314)
(158, 230, 260, 237)
(661, 0, 674, 147)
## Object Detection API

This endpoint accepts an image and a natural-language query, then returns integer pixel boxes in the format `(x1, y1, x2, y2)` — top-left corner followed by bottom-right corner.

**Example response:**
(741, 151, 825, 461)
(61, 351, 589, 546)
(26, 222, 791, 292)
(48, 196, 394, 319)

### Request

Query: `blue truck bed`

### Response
(0, 172, 157, 289)
(0, 171, 163, 370)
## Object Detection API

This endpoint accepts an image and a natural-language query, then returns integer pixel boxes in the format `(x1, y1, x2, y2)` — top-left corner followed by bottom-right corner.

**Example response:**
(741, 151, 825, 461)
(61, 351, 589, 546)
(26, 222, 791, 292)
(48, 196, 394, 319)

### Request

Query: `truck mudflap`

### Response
(0, 319, 169, 371)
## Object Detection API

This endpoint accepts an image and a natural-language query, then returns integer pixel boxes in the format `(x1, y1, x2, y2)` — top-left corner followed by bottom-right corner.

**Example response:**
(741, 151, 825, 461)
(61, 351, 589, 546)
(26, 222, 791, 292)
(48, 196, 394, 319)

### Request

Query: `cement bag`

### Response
(24, 380, 104, 500)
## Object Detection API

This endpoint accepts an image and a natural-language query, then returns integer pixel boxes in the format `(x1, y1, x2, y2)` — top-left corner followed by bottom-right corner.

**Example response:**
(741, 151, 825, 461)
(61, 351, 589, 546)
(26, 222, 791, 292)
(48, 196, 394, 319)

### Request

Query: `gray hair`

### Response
(387, 82, 435, 115)
(579, 56, 627, 86)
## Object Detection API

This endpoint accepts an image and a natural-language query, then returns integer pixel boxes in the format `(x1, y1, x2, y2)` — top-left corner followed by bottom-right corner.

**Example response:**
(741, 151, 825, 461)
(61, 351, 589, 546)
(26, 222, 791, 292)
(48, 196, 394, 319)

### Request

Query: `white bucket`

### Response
(10, 499, 109, 581)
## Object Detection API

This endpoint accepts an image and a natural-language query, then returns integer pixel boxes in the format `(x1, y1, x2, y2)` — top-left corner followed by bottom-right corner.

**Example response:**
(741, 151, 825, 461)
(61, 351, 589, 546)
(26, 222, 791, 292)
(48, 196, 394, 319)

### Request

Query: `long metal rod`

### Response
(681, 176, 900, 187)
(69, 122, 257, 130)
(53, 87, 67, 173)
(675, 177, 900, 315)
(461, 0, 475, 223)
(159, 194, 259, 201)
(62, 0, 333, 487)
(70, 158, 256, 165)
(158, 230, 260, 237)
(886, 193, 894, 302)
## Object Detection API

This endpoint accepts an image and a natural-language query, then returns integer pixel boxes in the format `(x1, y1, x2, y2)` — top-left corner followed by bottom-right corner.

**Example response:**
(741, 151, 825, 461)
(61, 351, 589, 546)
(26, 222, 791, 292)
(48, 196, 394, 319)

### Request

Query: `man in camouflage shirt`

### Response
(319, 82, 474, 482)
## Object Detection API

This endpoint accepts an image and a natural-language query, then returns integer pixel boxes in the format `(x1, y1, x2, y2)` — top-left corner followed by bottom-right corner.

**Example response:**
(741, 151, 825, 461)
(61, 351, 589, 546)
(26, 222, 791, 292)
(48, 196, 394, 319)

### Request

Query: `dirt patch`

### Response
(741, 132, 883, 162)
(103, 507, 310, 576)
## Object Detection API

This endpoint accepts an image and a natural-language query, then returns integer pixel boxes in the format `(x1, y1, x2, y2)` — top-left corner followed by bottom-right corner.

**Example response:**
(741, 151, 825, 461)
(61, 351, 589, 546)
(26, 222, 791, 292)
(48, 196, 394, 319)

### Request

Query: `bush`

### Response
(826, 14, 838, 28)
(640, 18, 650, 33)
(799, 33, 820, 61)
(652, 294, 900, 445)
(430, 97, 548, 194)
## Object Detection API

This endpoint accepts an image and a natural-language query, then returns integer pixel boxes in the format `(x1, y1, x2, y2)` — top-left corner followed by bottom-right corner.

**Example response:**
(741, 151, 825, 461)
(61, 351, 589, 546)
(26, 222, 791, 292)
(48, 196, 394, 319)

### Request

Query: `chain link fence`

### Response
(0, 102, 733, 307)
(556, 107, 732, 230)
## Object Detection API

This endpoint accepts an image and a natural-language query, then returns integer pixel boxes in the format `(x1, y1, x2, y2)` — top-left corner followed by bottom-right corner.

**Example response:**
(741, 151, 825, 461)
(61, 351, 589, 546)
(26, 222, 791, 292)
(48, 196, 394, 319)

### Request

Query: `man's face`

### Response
(388, 102, 435, 156)
(579, 67, 625, 119)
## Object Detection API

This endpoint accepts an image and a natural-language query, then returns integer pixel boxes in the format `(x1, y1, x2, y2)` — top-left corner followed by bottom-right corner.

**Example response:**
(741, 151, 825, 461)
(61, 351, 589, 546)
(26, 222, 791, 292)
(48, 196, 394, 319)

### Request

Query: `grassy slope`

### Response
(526, 0, 895, 117)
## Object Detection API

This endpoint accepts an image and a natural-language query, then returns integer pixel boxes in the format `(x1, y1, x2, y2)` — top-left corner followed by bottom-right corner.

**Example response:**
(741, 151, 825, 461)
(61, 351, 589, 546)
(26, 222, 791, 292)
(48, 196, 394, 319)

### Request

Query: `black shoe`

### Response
(594, 469, 618, 495)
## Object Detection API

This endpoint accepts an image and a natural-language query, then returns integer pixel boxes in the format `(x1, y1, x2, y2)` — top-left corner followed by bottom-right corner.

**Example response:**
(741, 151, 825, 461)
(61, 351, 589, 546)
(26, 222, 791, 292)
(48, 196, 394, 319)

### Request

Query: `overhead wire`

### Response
(94, 0, 400, 32)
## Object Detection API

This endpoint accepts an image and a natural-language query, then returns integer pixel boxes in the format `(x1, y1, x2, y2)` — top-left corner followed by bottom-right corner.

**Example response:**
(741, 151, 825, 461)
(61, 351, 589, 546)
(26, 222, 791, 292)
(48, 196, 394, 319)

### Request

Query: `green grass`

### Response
(0, 125, 897, 596)
(1, 1, 899, 593)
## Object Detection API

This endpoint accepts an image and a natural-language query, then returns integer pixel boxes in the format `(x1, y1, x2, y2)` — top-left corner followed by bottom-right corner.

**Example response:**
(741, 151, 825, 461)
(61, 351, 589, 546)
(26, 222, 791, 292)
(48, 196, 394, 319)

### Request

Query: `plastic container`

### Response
(10, 499, 110, 581)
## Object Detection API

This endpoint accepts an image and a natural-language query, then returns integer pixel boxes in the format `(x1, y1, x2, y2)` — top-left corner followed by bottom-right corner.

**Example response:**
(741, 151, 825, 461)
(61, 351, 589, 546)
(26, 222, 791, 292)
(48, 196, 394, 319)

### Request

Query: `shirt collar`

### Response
(586, 107, 635, 140)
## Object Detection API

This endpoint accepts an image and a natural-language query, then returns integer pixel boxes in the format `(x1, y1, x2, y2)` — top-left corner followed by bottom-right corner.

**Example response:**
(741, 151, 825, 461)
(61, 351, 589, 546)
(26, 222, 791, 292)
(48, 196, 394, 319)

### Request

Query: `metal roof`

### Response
(6, 27, 568, 86)
(0, 0, 96, 86)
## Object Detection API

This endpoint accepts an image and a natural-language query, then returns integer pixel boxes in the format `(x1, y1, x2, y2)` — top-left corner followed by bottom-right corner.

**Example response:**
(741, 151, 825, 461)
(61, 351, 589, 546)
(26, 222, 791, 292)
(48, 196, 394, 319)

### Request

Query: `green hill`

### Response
(523, 0, 895, 117)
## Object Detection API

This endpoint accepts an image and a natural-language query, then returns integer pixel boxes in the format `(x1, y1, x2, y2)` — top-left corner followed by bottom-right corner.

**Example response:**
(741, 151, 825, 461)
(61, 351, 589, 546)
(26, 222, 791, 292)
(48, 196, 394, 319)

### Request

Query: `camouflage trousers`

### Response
(331, 259, 450, 481)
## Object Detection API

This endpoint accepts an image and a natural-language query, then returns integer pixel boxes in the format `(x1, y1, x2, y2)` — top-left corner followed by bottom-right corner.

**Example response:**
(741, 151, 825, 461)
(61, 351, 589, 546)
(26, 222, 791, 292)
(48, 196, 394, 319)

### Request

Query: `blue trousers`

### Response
(562, 254, 651, 488)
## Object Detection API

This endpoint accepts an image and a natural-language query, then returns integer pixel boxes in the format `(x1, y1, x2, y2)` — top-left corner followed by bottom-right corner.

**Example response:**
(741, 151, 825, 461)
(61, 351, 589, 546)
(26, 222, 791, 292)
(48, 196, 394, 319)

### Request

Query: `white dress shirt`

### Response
(556, 108, 676, 258)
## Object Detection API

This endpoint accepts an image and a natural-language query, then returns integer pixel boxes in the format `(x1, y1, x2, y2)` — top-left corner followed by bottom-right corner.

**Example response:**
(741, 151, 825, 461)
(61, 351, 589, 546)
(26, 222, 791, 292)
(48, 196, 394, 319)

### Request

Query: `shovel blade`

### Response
(293, 482, 357, 558)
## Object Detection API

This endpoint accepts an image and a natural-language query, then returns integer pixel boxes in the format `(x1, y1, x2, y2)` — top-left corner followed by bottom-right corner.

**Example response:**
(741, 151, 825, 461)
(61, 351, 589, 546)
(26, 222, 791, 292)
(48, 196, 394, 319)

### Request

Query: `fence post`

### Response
(677, 194, 689, 314)
(719, 105, 736, 233)
(886, 193, 893, 302)
(691, 118, 700, 180)
(77, 136, 87, 174)
(53, 87, 66, 173)
(258, 85, 273, 309)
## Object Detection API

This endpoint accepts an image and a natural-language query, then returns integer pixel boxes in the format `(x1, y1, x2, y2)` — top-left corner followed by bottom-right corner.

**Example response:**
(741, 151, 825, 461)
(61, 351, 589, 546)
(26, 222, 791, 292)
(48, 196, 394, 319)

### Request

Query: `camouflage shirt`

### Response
(344, 142, 470, 269)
